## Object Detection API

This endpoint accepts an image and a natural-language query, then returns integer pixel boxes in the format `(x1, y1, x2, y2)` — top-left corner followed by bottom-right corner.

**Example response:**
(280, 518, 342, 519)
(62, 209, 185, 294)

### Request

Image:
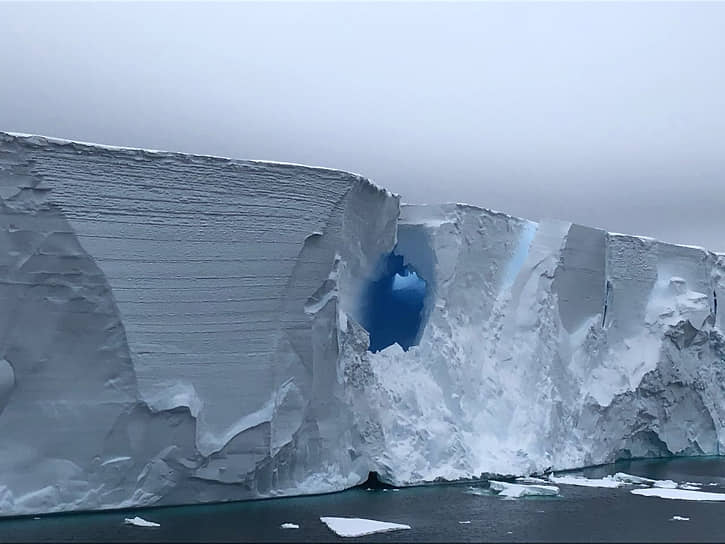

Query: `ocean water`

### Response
(2, 457, 725, 542)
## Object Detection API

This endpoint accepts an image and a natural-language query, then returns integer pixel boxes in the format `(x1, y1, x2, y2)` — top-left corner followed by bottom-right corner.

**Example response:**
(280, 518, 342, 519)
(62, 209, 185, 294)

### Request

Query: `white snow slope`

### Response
(1, 131, 724, 516)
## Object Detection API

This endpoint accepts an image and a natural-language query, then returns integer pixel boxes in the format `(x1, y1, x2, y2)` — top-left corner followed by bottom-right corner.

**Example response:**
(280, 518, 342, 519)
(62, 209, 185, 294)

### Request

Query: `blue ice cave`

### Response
(361, 252, 428, 353)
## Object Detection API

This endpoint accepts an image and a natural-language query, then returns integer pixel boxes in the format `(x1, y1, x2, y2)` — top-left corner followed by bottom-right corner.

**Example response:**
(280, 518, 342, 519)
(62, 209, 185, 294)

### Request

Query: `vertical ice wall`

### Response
(352, 203, 725, 483)
(0, 132, 398, 515)
(1, 131, 725, 516)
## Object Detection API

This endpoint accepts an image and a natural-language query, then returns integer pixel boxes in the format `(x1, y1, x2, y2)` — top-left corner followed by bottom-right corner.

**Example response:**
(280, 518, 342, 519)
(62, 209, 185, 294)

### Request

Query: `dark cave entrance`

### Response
(361, 251, 428, 353)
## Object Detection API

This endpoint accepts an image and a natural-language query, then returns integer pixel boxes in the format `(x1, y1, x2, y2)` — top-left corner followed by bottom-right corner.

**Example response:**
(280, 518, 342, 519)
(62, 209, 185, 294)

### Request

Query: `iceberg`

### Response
(320, 517, 411, 537)
(124, 516, 160, 528)
(488, 480, 560, 498)
(280, 523, 300, 529)
(1, 131, 725, 516)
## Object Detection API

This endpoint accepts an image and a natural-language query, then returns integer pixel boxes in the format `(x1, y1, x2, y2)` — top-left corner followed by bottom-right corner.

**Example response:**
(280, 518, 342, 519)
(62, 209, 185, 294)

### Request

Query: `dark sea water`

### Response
(2, 457, 725, 543)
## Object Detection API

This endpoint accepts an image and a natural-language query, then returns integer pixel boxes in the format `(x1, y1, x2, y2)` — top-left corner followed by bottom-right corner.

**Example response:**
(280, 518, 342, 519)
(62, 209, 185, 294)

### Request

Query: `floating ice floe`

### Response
(320, 517, 411, 537)
(548, 475, 622, 488)
(458, 520, 471, 524)
(515, 477, 551, 485)
(124, 516, 160, 527)
(280, 523, 299, 529)
(489, 480, 560, 498)
(632, 488, 725, 501)
(653, 479, 678, 489)
(679, 484, 701, 491)
(670, 516, 690, 521)
(612, 472, 655, 485)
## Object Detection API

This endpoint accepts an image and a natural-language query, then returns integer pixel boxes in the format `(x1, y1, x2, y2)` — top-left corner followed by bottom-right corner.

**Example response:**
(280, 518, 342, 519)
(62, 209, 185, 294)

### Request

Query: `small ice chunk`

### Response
(280, 523, 299, 529)
(458, 520, 471, 524)
(653, 479, 678, 489)
(124, 516, 160, 527)
(612, 472, 655, 485)
(489, 480, 559, 498)
(632, 488, 725, 501)
(679, 484, 701, 491)
(549, 474, 622, 488)
(671, 516, 690, 521)
(320, 517, 411, 537)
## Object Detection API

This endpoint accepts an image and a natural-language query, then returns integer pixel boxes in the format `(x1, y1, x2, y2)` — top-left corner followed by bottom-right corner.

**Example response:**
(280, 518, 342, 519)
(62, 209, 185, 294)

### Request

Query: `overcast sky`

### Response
(1, 2, 724, 250)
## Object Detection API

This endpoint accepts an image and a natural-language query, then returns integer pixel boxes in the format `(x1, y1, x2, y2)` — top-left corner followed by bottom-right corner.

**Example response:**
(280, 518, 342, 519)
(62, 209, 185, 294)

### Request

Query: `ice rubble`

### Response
(1, 131, 725, 516)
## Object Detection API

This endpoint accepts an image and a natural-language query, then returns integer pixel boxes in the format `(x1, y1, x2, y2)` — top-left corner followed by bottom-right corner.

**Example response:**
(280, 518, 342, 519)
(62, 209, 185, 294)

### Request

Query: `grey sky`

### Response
(1, 1, 724, 250)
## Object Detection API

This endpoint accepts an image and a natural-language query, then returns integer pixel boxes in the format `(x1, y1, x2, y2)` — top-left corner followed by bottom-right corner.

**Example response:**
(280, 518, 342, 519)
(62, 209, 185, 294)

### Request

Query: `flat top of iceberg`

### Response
(1, 131, 397, 198)
(319, 516, 411, 537)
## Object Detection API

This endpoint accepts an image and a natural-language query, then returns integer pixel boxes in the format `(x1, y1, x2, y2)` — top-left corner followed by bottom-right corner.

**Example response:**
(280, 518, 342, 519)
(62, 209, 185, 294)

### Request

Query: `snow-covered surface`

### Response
(549, 475, 623, 488)
(632, 488, 725, 501)
(124, 516, 160, 528)
(2, 130, 725, 516)
(489, 480, 559, 498)
(280, 523, 299, 529)
(319, 517, 411, 537)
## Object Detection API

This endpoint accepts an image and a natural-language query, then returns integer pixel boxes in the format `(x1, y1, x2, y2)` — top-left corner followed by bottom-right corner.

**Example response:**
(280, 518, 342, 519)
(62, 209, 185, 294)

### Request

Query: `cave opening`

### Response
(361, 251, 428, 353)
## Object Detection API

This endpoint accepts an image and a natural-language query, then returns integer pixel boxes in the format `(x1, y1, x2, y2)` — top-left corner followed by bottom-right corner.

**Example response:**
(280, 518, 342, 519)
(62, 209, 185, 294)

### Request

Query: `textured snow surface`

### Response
(632, 488, 725, 501)
(2, 131, 725, 516)
(320, 517, 411, 537)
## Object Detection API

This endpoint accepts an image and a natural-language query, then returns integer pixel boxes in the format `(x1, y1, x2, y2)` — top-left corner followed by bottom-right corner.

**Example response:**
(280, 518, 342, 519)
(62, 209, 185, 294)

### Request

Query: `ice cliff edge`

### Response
(1, 131, 724, 516)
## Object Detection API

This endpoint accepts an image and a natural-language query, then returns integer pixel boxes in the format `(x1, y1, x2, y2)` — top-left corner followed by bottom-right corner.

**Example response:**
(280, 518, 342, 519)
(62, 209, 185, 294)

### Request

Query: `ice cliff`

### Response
(1, 131, 724, 516)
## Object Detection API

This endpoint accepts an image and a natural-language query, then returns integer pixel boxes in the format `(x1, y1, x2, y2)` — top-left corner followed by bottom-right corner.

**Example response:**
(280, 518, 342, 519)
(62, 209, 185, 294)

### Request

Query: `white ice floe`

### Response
(458, 520, 471, 524)
(549, 475, 622, 488)
(679, 484, 701, 491)
(489, 480, 559, 498)
(632, 488, 725, 501)
(516, 477, 551, 485)
(612, 472, 655, 485)
(671, 516, 690, 521)
(280, 523, 299, 529)
(320, 517, 411, 537)
(653, 479, 678, 489)
(124, 516, 160, 527)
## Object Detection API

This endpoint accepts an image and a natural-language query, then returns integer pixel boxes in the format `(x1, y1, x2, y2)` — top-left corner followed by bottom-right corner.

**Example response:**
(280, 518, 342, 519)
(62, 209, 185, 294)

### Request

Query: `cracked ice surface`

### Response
(2, 131, 725, 516)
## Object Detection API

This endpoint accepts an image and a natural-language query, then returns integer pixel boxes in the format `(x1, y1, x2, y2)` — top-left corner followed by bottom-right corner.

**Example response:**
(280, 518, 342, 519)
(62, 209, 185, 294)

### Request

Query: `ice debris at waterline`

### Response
(320, 517, 411, 537)
(124, 517, 160, 528)
(488, 481, 560, 498)
(1, 131, 725, 517)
